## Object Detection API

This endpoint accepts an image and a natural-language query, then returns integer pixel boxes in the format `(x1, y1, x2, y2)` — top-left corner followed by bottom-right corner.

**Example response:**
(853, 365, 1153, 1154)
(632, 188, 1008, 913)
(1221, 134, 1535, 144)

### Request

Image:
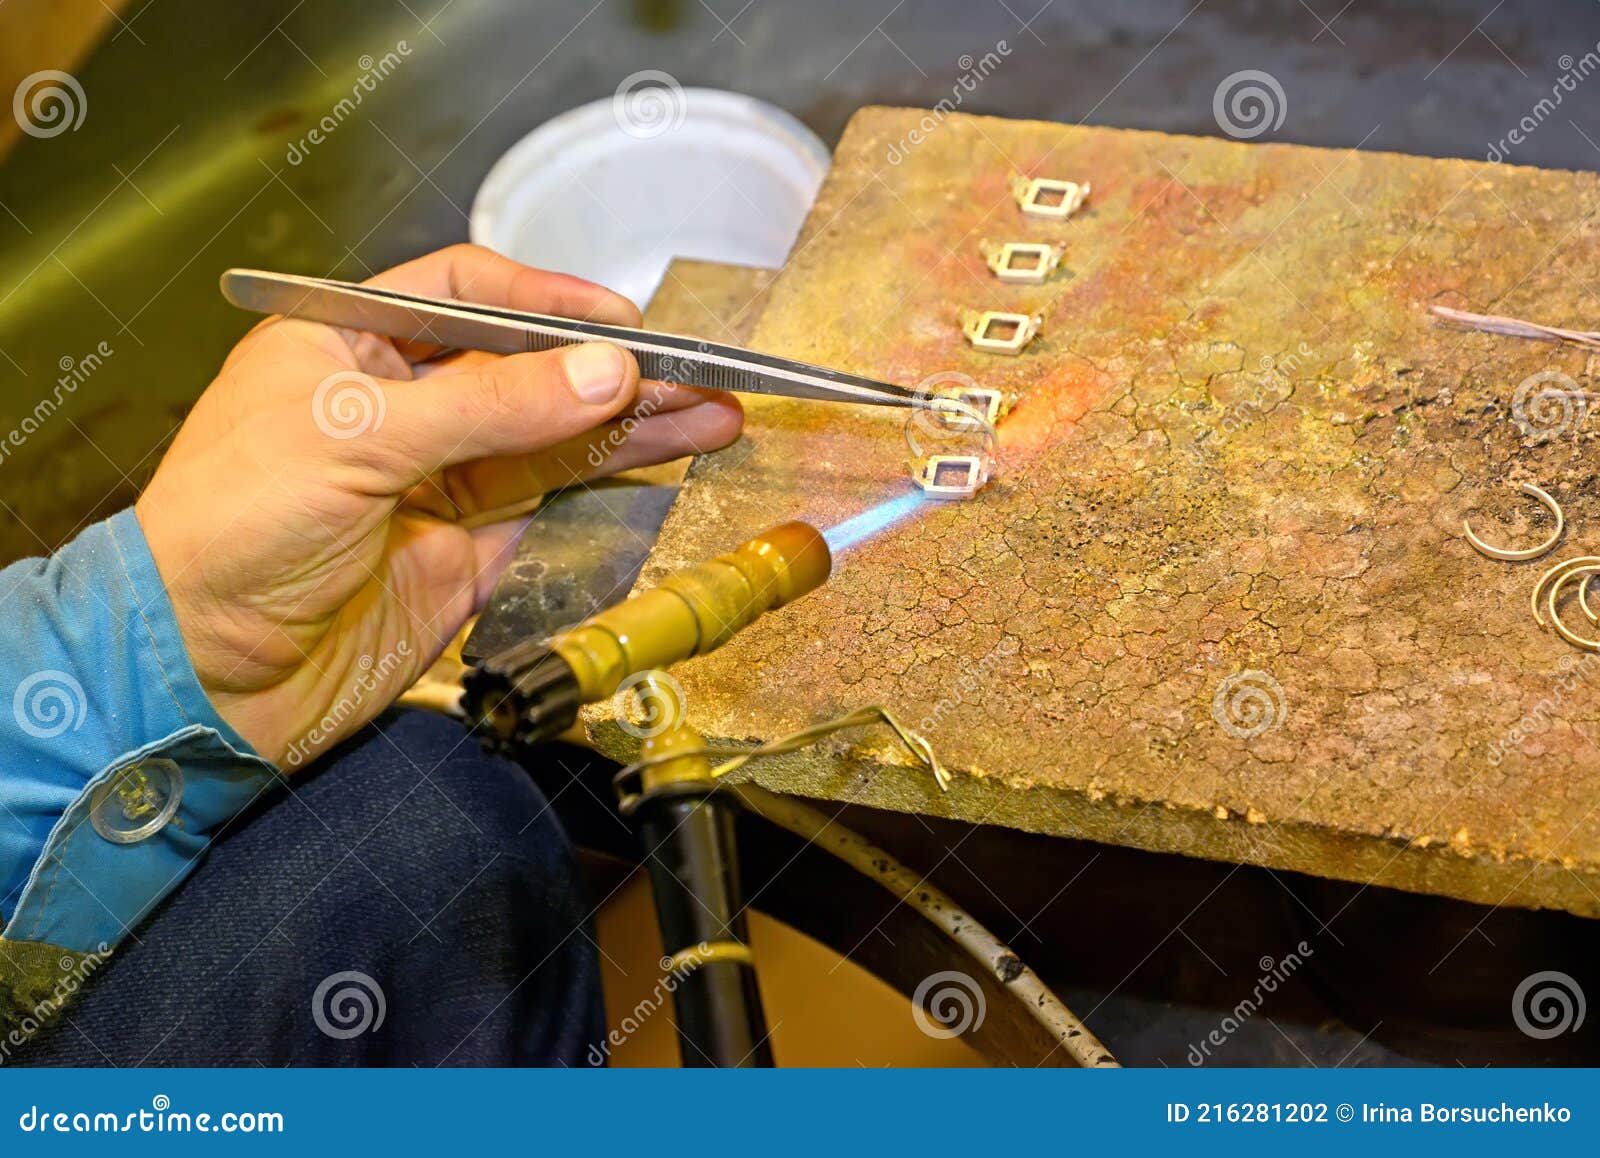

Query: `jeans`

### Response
(18, 710, 604, 1066)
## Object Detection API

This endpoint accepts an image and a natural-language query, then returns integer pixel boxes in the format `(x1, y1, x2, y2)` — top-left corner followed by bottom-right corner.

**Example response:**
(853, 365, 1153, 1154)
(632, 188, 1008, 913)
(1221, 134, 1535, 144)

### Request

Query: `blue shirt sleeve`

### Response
(0, 508, 281, 953)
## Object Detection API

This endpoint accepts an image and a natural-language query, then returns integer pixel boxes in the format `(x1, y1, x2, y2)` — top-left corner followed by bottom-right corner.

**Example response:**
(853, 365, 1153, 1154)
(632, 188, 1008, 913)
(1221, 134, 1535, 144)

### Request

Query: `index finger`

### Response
(365, 243, 643, 362)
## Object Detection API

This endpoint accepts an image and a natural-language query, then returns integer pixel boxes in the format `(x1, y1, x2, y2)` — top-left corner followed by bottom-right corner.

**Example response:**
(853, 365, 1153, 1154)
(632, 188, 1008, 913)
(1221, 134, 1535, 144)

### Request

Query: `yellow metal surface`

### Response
(550, 521, 831, 701)
(637, 704, 714, 793)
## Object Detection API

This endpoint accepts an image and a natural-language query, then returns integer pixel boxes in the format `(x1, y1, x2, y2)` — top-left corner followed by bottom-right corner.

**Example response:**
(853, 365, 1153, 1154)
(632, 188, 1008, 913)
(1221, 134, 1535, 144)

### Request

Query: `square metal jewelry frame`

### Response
(914, 454, 989, 499)
(981, 240, 1065, 284)
(960, 309, 1042, 355)
(1011, 176, 1090, 219)
(929, 384, 1005, 430)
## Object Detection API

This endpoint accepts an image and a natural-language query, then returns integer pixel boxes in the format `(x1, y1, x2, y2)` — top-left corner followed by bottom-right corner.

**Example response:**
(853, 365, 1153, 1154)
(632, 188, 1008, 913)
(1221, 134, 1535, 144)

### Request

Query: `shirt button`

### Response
(89, 758, 183, 845)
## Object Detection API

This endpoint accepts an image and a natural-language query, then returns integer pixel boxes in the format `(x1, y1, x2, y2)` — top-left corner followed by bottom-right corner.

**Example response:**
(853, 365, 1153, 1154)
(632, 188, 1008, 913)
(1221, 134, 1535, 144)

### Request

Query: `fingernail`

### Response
(563, 343, 627, 404)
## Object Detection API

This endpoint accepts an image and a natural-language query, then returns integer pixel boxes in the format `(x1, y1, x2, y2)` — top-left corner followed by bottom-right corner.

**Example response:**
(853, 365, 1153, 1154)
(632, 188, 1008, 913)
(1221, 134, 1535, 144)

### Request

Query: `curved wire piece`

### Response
(733, 783, 1119, 1068)
(1464, 482, 1564, 561)
(904, 392, 999, 500)
(1546, 565, 1600, 651)
(1532, 556, 1600, 628)
(1429, 304, 1600, 352)
(614, 704, 951, 801)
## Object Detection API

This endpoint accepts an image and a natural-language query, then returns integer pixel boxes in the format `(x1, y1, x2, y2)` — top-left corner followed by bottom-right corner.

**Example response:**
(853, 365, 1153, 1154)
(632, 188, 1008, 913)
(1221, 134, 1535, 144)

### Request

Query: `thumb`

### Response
(338, 342, 639, 485)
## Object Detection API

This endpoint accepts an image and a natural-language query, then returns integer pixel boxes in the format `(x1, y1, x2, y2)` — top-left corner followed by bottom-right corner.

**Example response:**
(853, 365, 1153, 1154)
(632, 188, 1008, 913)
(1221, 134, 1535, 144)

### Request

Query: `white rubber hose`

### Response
(733, 784, 1119, 1068)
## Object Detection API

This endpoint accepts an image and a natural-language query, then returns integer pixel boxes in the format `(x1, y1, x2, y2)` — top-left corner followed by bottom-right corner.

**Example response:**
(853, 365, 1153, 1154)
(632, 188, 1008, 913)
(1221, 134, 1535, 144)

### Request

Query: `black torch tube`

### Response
(634, 784, 773, 1067)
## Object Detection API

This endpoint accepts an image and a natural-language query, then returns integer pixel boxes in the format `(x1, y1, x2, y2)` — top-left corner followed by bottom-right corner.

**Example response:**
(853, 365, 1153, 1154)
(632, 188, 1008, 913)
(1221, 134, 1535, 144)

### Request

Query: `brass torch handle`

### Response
(548, 522, 831, 701)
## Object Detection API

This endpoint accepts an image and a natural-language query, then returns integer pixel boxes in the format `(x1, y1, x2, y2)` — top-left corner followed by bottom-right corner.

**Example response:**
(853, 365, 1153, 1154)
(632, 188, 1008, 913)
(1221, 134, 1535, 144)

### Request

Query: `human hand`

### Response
(135, 245, 743, 767)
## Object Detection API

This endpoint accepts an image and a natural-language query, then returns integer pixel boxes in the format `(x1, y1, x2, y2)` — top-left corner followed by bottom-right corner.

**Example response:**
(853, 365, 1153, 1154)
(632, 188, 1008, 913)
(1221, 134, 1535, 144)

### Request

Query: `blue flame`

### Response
(822, 490, 928, 554)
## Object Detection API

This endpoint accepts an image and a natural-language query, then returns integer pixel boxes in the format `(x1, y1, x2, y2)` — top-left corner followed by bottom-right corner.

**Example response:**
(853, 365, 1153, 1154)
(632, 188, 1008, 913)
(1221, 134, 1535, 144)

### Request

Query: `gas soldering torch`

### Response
(463, 521, 832, 754)
(461, 521, 831, 1069)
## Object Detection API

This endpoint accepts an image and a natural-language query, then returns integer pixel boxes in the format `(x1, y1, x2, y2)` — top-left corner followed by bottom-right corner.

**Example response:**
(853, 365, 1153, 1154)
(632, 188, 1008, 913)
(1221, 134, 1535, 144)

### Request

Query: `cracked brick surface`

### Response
(591, 107, 1600, 916)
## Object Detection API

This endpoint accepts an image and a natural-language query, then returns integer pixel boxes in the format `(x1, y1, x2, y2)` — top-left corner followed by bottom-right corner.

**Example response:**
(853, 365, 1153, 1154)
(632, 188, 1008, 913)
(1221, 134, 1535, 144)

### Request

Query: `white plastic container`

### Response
(471, 85, 830, 307)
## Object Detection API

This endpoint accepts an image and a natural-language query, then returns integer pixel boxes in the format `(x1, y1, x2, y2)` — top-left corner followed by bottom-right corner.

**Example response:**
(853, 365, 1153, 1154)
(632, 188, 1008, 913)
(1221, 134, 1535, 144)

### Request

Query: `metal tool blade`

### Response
(220, 268, 925, 408)
(461, 481, 682, 663)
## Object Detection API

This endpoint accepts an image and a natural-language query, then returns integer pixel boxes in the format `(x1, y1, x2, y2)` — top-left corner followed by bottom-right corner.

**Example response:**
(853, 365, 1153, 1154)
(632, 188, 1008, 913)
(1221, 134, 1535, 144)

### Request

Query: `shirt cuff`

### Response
(0, 509, 282, 953)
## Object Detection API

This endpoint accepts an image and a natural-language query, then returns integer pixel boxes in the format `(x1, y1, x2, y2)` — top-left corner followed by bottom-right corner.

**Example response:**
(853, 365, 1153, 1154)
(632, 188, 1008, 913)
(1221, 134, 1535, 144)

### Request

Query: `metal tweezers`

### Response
(220, 269, 927, 410)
